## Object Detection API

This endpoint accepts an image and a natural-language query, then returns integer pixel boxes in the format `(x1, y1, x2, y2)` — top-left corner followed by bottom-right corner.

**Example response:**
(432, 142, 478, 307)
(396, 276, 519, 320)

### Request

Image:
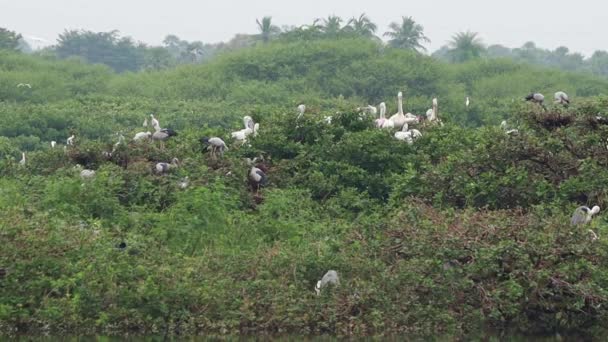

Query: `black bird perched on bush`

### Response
(200, 137, 228, 159)
(525, 92, 546, 110)
(152, 128, 177, 149)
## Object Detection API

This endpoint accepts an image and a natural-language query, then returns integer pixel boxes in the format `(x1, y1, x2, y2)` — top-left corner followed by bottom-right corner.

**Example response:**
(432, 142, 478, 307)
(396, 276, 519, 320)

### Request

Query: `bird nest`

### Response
(534, 111, 573, 130)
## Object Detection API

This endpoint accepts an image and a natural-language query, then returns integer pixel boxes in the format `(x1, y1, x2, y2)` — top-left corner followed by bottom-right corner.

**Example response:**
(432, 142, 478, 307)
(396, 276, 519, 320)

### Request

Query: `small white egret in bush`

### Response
(133, 131, 152, 141)
(152, 129, 178, 149)
(571, 206, 600, 226)
(466, 96, 470, 108)
(554, 91, 570, 106)
(178, 176, 189, 189)
(19, 152, 26, 167)
(150, 114, 160, 132)
(315, 270, 340, 296)
(50, 141, 56, 148)
(324, 116, 332, 124)
(17, 83, 31, 88)
(500, 120, 519, 135)
(155, 158, 179, 174)
(201, 137, 228, 159)
(297, 104, 306, 119)
(66, 134, 75, 146)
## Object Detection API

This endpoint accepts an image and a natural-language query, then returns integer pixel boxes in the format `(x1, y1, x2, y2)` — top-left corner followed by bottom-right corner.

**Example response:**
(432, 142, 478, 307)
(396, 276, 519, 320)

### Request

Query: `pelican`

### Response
(315, 270, 339, 296)
(389, 91, 407, 129)
(17, 83, 32, 88)
(19, 152, 26, 167)
(466, 96, 470, 108)
(375, 102, 388, 128)
(395, 124, 422, 144)
(201, 137, 228, 159)
(426, 98, 439, 123)
(66, 134, 75, 146)
(150, 114, 160, 132)
(571, 206, 600, 226)
(554, 91, 570, 106)
(50, 141, 56, 148)
(151, 128, 178, 149)
(155, 158, 180, 174)
(133, 131, 152, 141)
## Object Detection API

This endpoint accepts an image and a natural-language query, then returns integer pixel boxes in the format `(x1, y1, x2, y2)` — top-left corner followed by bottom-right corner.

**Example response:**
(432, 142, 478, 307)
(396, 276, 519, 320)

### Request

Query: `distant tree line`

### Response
(2, 14, 608, 77)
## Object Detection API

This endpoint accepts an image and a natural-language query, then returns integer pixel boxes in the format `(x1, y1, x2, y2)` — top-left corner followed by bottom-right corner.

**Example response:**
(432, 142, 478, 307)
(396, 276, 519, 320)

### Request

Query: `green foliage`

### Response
(2, 37, 608, 339)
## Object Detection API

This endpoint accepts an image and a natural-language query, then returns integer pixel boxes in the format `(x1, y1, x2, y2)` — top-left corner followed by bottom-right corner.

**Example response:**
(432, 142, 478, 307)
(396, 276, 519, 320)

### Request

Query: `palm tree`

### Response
(447, 31, 485, 62)
(321, 15, 343, 37)
(383, 16, 430, 52)
(256, 16, 281, 43)
(346, 13, 377, 38)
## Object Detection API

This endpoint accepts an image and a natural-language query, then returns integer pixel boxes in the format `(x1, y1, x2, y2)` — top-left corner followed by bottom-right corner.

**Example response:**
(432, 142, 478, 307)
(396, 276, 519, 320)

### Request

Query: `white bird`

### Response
(315, 270, 340, 296)
(426, 98, 439, 123)
(18, 152, 26, 167)
(375, 102, 388, 128)
(155, 158, 180, 174)
(178, 177, 189, 189)
(201, 137, 228, 159)
(17, 83, 31, 88)
(554, 91, 570, 106)
(66, 135, 75, 146)
(112, 134, 125, 152)
(395, 124, 422, 144)
(466, 96, 470, 108)
(500, 120, 519, 135)
(80, 169, 96, 179)
(357, 105, 377, 116)
(150, 114, 160, 132)
(571, 206, 600, 226)
(253, 123, 260, 137)
(324, 116, 332, 124)
(133, 131, 152, 141)
(297, 104, 306, 118)
(389, 91, 407, 129)
(50, 141, 56, 148)
(143, 118, 148, 127)
(102, 151, 112, 159)
(231, 116, 257, 142)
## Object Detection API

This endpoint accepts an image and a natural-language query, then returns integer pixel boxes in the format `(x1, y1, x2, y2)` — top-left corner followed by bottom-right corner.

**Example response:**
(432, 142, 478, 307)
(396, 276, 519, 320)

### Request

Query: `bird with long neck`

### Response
(19, 152, 26, 167)
(375, 102, 387, 128)
(389, 92, 407, 129)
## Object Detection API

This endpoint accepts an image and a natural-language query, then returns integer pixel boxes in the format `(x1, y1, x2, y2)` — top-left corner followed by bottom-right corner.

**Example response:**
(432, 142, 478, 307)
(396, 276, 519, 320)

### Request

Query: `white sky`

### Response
(1, 0, 605, 56)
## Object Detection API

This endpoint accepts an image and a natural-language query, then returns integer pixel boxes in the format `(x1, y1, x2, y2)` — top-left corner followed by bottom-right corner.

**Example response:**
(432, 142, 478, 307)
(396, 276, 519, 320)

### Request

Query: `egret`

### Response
(297, 104, 306, 119)
(150, 114, 160, 132)
(112, 134, 125, 152)
(50, 141, 56, 148)
(19, 152, 26, 167)
(155, 158, 180, 174)
(133, 131, 152, 141)
(571, 206, 600, 226)
(17, 83, 31, 88)
(466, 96, 470, 108)
(201, 137, 228, 159)
(500, 120, 519, 135)
(178, 177, 189, 189)
(66, 134, 75, 146)
(315, 270, 339, 296)
(143, 118, 148, 127)
(151, 128, 178, 149)
(324, 116, 332, 124)
(554, 91, 570, 106)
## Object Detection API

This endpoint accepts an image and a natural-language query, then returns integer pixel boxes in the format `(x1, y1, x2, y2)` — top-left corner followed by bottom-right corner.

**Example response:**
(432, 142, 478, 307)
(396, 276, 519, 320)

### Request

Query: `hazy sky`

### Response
(1, 0, 605, 56)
